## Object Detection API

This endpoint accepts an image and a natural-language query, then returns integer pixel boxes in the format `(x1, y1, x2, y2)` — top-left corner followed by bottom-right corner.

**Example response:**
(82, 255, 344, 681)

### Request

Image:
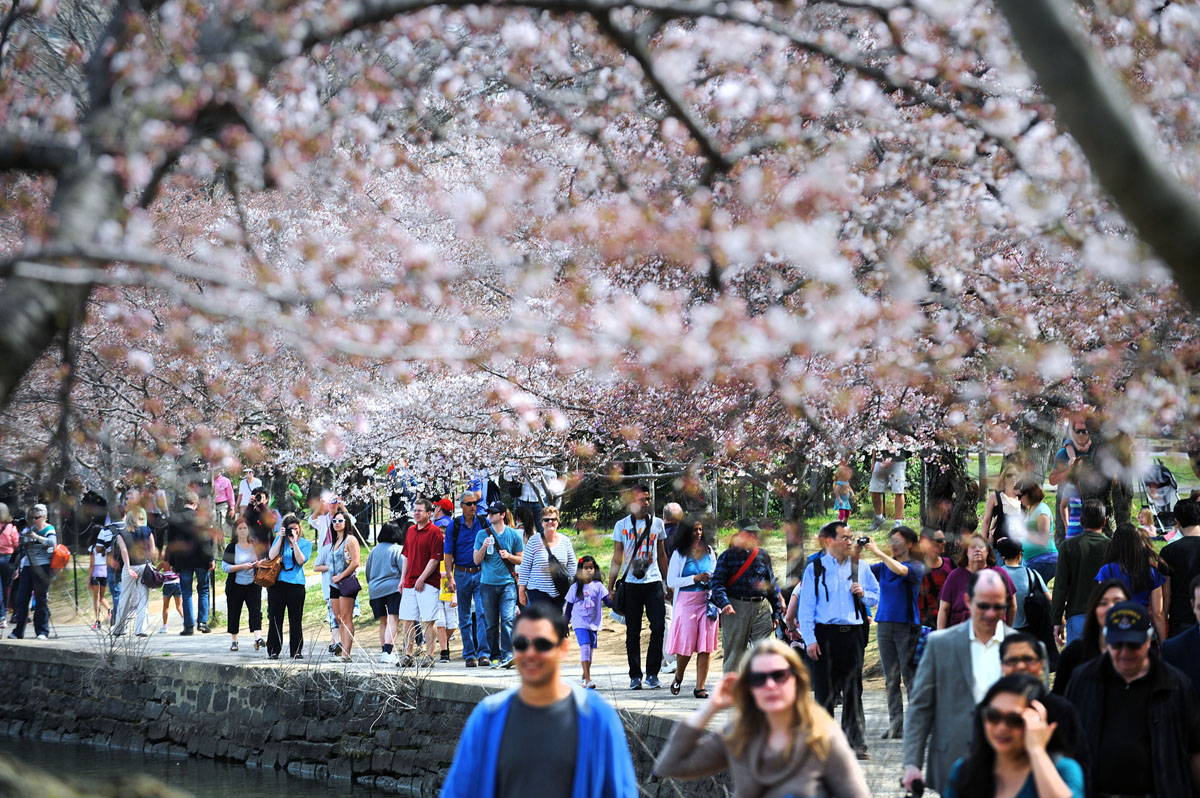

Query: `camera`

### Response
(857, 536, 871, 547)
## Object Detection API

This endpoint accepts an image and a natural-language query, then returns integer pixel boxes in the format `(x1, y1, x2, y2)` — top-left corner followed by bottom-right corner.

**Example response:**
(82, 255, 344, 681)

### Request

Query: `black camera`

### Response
(856, 536, 871, 547)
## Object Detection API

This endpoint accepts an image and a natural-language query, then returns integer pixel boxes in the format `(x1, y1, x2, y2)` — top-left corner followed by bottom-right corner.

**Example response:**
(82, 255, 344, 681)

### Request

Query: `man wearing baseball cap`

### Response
(1064, 600, 1200, 797)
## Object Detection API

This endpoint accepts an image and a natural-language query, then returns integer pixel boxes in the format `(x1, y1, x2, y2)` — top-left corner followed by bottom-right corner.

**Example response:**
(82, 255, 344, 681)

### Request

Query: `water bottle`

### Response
(486, 535, 495, 555)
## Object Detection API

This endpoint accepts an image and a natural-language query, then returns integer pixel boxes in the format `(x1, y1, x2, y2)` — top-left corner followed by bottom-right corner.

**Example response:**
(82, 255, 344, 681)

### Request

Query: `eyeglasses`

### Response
(512, 635, 557, 653)
(747, 668, 794, 688)
(982, 707, 1025, 729)
(836, 535, 855, 543)
(1073, 428, 1089, 435)
(462, 501, 477, 506)
(1001, 655, 1039, 667)
(934, 538, 946, 544)
(974, 601, 1006, 612)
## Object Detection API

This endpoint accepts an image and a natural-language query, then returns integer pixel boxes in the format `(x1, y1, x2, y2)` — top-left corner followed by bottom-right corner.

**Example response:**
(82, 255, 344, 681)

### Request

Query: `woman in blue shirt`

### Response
(864, 526, 924, 739)
(266, 513, 312, 659)
(944, 674, 1084, 798)
(1094, 521, 1167, 642)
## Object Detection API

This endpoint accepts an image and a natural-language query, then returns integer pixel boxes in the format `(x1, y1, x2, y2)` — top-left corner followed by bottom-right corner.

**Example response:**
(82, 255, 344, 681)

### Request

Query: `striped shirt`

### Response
(517, 533, 579, 597)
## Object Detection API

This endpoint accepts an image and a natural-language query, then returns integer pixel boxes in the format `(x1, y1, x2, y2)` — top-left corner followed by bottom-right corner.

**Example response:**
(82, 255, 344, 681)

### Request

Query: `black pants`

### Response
(622, 580, 665, 679)
(226, 580, 263, 635)
(267, 582, 305, 657)
(525, 588, 564, 613)
(812, 623, 867, 749)
(11, 564, 51, 638)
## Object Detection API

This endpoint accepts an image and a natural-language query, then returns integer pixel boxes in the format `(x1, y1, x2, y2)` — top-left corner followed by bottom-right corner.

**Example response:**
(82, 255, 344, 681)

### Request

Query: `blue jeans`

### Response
(481, 581, 517, 661)
(1025, 553, 1058, 585)
(455, 568, 487, 661)
(108, 571, 121, 623)
(1065, 613, 1086, 645)
(179, 567, 211, 629)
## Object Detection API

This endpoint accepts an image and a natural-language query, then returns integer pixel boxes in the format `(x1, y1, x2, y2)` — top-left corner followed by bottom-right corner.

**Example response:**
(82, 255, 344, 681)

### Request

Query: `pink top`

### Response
(213, 474, 235, 506)
(0, 523, 16, 555)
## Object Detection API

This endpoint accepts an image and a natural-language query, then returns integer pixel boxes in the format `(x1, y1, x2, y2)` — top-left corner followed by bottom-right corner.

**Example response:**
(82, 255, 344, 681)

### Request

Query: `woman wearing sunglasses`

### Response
(653, 638, 870, 797)
(944, 673, 1083, 798)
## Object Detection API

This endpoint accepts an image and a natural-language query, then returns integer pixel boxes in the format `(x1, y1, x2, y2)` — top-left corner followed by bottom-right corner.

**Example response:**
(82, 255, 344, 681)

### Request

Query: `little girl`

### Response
(564, 556, 607, 689)
(833, 463, 855, 523)
(88, 539, 110, 630)
(159, 555, 183, 634)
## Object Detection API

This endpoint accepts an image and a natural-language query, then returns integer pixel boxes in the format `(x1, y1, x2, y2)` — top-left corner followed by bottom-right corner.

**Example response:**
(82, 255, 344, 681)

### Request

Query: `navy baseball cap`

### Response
(1104, 601, 1153, 645)
(485, 501, 507, 515)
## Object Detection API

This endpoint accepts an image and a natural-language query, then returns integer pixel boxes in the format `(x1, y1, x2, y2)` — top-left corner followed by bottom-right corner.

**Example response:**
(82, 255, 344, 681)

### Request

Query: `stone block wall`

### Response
(0, 646, 729, 796)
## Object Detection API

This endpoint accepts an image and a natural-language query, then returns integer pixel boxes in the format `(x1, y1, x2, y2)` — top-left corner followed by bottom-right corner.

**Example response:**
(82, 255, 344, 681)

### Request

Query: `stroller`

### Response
(1140, 459, 1180, 536)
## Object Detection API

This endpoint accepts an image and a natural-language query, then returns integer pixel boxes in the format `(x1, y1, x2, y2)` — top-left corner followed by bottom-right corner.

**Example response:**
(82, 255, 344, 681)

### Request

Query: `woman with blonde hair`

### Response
(654, 638, 870, 797)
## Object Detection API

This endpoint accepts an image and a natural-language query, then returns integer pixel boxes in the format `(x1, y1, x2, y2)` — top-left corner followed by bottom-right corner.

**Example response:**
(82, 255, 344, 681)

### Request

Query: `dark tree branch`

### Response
(0, 134, 80, 174)
(993, 0, 1200, 309)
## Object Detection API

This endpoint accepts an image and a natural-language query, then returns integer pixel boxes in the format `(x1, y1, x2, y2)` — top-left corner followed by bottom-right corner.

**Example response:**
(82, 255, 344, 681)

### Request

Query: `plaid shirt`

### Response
(711, 545, 780, 609)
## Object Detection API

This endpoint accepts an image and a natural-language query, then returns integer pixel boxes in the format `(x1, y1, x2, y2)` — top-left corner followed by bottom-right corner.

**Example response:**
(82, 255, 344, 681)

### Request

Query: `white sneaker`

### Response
(158, 624, 168, 634)
(380, 651, 397, 665)
(36, 634, 48, 640)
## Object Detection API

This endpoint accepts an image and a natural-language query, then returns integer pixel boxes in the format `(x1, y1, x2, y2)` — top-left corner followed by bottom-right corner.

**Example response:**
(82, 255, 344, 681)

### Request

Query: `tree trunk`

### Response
(922, 450, 979, 546)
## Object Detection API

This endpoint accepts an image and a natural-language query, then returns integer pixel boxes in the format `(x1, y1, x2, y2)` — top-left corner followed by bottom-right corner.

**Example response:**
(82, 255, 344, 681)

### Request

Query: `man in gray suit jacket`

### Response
(902, 569, 1014, 795)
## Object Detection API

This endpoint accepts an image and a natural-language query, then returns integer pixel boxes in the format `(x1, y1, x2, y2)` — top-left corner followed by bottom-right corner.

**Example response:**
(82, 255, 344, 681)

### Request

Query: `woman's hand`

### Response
(708, 673, 738, 712)
(1022, 700, 1057, 755)
(694, 572, 711, 585)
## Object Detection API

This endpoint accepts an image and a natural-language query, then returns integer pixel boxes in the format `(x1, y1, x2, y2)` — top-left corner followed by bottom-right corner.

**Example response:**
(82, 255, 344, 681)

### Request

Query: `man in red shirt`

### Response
(399, 498, 445, 667)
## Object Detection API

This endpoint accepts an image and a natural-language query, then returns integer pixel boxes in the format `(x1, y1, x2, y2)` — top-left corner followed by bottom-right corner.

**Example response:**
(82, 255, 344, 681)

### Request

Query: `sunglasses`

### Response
(1001, 654, 1039, 667)
(543, 517, 559, 523)
(462, 501, 477, 506)
(1109, 640, 1148, 651)
(747, 668, 794, 688)
(333, 518, 346, 523)
(982, 707, 1025, 729)
(1073, 428, 1089, 435)
(974, 601, 1006, 612)
(512, 635, 557, 653)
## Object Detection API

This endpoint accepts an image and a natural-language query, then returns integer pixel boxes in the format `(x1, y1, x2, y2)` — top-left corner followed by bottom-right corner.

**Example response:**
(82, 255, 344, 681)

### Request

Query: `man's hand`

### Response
(1054, 624, 1065, 647)
(414, 578, 425, 592)
(806, 642, 821, 661)
(721, 604, 736, 616)
(902, 765, 923, 790)
(447, 576, 456, 593)
(850, 583, 865, 598)
(498, 549, 510, 561)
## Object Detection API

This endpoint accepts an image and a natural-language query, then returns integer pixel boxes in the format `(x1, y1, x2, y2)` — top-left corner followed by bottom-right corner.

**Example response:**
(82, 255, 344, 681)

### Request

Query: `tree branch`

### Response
(0, 133, 81, 174)
(992, 0, 1200, 308)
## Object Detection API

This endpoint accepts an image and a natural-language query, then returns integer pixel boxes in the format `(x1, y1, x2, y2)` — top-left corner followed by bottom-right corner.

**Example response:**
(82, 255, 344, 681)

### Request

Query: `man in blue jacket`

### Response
(441, 602, 637, 798)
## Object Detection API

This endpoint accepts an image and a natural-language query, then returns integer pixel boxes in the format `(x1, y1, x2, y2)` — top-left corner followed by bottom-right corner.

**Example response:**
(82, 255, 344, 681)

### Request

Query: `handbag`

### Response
(254, 554, 282, 588)
(335, 572, 362, 596)
(540, 531, 571, 598)
(611, 520, 654, 616)
(140, 565, 166, 588)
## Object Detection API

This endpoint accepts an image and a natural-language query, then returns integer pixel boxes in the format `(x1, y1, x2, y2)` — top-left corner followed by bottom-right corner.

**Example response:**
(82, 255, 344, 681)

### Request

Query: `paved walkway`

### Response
(3, 615, 908, 795)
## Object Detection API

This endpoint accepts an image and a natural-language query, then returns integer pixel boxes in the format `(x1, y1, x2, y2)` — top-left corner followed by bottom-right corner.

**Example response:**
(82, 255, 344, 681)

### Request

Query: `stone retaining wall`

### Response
(0, 645, 728, 796)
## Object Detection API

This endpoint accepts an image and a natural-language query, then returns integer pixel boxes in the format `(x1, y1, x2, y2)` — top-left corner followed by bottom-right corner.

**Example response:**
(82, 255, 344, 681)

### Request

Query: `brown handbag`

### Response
(254, 554, 283, 588)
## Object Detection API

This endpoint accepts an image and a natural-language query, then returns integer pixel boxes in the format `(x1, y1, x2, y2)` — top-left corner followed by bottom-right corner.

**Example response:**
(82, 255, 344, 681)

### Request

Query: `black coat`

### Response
(165, 508, 212, 571)
(1065, 653, 1200, 798)
(1163, 627, 1200, 701)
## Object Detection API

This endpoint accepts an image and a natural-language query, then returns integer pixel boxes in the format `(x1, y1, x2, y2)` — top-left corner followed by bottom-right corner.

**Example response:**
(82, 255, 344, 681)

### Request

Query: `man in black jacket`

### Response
(1065, 601, 1200, 797)
(166, 491, 214, 636)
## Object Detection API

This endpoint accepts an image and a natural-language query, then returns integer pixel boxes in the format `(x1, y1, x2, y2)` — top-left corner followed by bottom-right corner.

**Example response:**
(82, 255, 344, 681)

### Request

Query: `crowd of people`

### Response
(6, 427, 1200, 798)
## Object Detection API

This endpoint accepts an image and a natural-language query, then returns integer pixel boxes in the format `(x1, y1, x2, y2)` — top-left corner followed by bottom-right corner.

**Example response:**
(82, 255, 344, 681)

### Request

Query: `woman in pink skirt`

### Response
(665, 517, 719, 698)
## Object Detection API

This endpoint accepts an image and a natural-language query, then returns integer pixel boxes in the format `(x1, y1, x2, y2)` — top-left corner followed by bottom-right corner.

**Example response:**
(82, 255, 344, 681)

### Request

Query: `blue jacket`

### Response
(440, 686, 637, 798)
(1163, 626, 1200, 700)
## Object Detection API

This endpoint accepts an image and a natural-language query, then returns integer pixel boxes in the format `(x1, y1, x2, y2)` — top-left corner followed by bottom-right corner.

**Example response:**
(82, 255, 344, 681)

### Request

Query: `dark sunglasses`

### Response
(747, 668, 794, 688)
(1001, 654, 1039, 667)
(982, 707, 1025, 729)
(1109, 640, 1147, 651)
(462, 501, 477, 506)
(512, 635, 557, 653)
(1073, 428, 1089, 435)
(974, 601, 1006, 612)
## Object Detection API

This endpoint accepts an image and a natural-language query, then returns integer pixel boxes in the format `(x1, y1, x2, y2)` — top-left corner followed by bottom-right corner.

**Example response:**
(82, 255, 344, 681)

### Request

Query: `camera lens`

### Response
(857, 536, 871, 546)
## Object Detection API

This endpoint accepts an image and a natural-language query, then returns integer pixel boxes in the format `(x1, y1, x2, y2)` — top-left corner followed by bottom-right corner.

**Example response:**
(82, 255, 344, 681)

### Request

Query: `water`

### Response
(2, 737, 384, 797)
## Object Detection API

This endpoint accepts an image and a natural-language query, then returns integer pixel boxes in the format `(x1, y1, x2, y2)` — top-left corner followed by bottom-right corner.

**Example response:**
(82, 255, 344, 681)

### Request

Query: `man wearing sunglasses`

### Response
(1064, 601, 1200, 798)
(443, 491, 489, 667)
(441, 602, 637, 798)
(904, 568, 1014, 796)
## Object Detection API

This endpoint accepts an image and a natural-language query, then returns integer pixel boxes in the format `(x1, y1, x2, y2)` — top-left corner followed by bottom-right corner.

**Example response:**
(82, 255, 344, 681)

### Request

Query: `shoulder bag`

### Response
(611, 519, 653, 616)
(539, 531, 571, 598)
(254, 552, 283, 588)
(140, 564, 166, 588)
